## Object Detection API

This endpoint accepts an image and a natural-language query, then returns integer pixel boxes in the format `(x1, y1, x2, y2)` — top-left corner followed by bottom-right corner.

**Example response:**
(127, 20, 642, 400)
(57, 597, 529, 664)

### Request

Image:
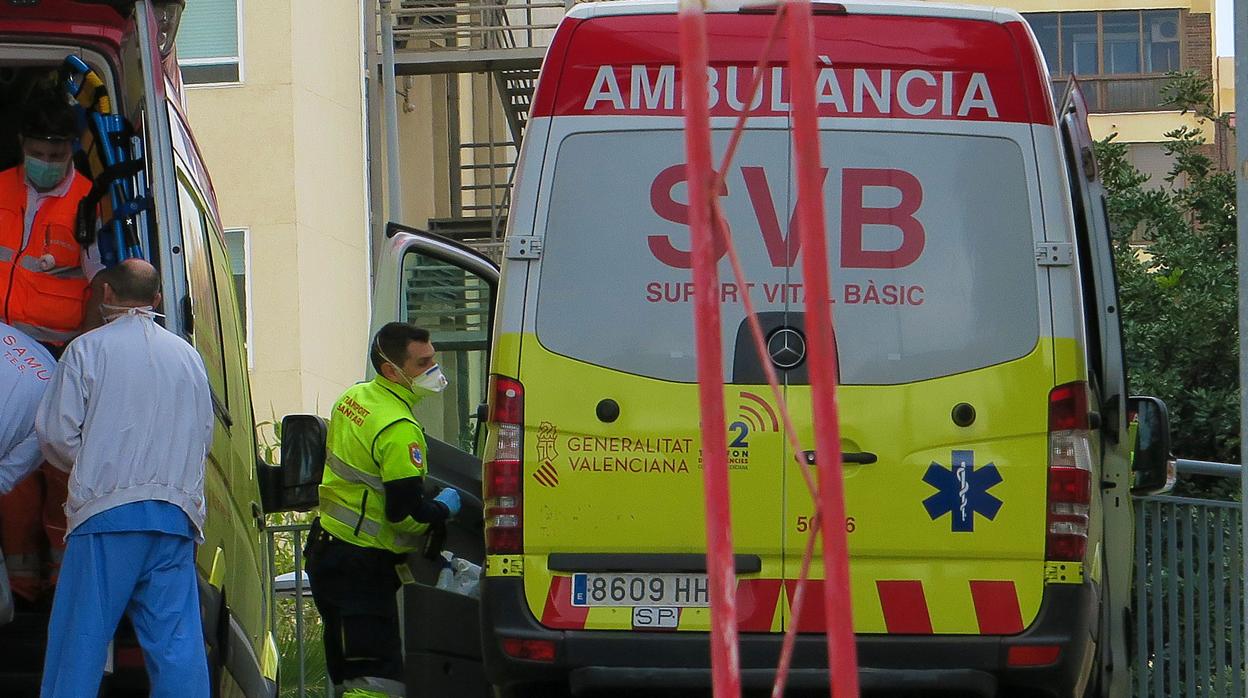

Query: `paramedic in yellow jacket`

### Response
(305, 322, 461, 698)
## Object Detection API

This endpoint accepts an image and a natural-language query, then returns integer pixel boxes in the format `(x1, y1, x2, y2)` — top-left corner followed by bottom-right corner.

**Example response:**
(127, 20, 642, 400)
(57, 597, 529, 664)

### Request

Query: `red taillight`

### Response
(501, 637, 557, 663)
(486, 460, 522, 500)
(1007, 644, 1061, 667)
(485, 375, 524, 555)
(1048, 466, 1091, 502)
(1045, 469, 1090, 561)
(1047, 382, 1089, 432)
(1047, 382, 1091, 562)
(488, 375, 525, 425)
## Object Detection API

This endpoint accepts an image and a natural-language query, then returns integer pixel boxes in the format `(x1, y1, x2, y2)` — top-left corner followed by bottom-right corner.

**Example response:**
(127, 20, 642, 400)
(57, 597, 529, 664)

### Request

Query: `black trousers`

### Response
(304, 519, 405, 688)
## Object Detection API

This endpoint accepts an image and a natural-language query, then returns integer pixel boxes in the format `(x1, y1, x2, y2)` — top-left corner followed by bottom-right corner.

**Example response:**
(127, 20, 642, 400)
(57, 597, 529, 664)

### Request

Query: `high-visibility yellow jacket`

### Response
(319, 376, 433, 553)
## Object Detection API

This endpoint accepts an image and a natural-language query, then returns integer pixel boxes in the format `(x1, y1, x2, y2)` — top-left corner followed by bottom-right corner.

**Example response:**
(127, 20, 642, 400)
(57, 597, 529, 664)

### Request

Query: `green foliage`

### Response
(1103, 75, 1241, 695)
(257, 416, 282, 466)
(1097, 71, 1239, 475)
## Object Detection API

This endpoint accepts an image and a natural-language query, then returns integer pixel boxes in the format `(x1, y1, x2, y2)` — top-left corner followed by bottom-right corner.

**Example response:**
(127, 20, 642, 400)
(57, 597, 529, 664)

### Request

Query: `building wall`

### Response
(291, 4, 371, 411)
(185, 1, 370, 422)
(1182, 9, 1213, 77)
(1216, 55, 1234, 113)
(1087, 110, 1205, 140)
(396, 74, 447, 229)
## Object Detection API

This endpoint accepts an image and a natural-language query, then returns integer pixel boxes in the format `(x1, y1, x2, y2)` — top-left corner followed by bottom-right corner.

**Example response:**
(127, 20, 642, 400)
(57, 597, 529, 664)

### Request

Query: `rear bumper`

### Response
(481, 577, 1098, 697)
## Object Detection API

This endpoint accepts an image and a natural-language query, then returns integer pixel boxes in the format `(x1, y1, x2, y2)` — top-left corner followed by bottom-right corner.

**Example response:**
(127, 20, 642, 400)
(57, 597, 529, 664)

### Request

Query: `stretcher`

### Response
(60, 55, 149, 266)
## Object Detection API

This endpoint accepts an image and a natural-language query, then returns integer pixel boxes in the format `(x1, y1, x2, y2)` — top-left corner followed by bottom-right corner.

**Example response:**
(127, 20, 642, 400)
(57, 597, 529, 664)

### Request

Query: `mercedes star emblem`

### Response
(767, 328, 807, 370)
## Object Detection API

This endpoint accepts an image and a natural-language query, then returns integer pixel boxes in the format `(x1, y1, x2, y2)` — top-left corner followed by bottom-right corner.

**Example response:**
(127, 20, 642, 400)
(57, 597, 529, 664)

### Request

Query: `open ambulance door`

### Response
(372, 223, 499, 697)
(370, 222, 501, 563)
(128, 1, 189, 334)
(1057, 78, 1133, 698)
(1057, 80, 1128, 446)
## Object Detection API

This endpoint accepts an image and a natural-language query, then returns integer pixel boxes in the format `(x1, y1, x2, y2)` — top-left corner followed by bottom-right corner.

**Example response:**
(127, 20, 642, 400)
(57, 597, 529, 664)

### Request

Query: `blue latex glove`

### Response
(434, 488, 461, 517)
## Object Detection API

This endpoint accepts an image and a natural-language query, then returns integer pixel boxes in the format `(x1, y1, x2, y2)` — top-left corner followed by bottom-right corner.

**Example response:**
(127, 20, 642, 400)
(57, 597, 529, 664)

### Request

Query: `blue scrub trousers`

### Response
(39, 529, 209, 697)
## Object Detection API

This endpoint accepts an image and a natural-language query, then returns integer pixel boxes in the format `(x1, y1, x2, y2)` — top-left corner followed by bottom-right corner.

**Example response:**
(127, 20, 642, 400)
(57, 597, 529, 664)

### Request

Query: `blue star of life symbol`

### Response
(922, 450, 1003, 532)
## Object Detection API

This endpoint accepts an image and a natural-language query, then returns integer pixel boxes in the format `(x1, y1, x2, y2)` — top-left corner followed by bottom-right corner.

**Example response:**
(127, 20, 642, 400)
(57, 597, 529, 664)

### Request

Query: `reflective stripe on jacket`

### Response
(319, 376, 431, 553)
(0, 168, 91, 344)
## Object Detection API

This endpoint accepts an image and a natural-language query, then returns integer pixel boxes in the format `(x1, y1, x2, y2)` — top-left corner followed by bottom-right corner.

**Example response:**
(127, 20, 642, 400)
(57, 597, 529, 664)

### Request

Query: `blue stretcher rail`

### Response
(62, 55, 149, 266)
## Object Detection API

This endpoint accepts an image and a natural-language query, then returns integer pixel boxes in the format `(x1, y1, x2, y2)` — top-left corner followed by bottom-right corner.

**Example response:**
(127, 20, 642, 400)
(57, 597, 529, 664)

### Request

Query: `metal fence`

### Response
(1134, 460, 1245, 697)
(264, 521, 325, 698)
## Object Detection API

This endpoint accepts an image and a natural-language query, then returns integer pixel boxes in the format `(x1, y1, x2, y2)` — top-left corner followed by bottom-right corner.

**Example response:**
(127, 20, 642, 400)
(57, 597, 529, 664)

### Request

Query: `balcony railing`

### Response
(390, 0, 566, 53)
(1051, 74, 1173, 113)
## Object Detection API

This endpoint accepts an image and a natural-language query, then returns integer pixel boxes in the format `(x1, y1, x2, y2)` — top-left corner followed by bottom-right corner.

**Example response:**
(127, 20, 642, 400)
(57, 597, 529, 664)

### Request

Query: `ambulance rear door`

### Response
(370, 223, 500, 558)
(1058, 78, 1132, 689)
(777, 11, 1058, 637)
(515, 9, 797, 633)
(129, 0, 188, 333)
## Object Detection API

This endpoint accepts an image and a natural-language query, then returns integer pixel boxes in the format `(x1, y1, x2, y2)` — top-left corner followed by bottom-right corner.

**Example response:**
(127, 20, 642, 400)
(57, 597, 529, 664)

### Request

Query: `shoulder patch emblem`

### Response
(409, 443, 424, 466)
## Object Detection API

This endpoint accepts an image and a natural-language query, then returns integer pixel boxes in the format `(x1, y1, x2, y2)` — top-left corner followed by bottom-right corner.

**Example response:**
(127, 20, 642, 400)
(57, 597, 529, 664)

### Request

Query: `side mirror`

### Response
(258, 414, 327, 513)
(1129, 396, 1175, 495)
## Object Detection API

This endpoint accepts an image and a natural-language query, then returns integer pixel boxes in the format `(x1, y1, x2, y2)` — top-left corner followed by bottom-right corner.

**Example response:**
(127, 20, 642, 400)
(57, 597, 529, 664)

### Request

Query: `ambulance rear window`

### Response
(534, 128, 1040, 385)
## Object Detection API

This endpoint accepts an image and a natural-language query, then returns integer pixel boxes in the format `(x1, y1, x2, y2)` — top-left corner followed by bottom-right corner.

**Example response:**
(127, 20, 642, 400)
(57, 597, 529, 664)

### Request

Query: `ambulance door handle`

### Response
(800, 450, 877, 465)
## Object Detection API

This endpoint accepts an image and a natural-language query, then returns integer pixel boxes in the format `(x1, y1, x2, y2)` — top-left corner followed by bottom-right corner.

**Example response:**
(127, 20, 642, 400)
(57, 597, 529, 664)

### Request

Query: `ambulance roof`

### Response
(566, 0, 1026, 25)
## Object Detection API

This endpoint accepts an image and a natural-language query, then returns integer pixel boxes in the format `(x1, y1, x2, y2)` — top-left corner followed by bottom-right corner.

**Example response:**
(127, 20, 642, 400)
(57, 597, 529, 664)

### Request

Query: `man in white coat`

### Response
(0, 321, 53, 495)
(35, 258, 214, 697)
(0, 321, 55, 620)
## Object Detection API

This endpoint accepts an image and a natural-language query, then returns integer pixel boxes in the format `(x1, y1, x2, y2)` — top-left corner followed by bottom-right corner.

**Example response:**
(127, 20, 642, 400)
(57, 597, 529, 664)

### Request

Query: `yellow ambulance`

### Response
(372, 1, 1176, 695)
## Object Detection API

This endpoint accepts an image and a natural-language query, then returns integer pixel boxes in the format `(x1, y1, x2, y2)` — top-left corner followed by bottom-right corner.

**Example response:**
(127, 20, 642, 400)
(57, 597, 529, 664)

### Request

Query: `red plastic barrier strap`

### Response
(679, 2, 742, 696)
(786, 1, 859, 695)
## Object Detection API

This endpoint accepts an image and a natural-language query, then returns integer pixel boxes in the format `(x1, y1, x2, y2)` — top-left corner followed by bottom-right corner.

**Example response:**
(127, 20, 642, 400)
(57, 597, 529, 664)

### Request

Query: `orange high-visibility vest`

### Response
(0, 167, 92, 345)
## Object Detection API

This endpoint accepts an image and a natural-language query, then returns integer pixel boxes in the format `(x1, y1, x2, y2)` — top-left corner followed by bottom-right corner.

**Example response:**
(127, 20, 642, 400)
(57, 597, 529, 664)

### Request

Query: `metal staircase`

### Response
(376, 0, 567, 260)
(496, 67, 539, 143)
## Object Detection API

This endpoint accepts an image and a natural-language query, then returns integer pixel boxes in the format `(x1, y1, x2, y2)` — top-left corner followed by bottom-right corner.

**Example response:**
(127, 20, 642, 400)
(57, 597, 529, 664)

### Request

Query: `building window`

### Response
(1143, 10, 1182, 73)
(225, 228, 252, 364)
(1026, 10, 1180, 76)
(1026, 10, 1182, 112)
(1102, 12, 1142, 74)
(177, 0, 242, 85)
(1062, 13, 1100, 74)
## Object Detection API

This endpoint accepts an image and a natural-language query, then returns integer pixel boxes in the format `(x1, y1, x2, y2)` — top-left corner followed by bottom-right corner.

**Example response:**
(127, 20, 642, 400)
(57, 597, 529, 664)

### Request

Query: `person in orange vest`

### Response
(0, 89, 103, 351)
(0, 92, 100, 606)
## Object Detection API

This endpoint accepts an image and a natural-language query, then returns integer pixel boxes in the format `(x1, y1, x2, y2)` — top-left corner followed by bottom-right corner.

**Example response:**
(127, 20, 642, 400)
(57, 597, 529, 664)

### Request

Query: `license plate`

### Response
(570, 573, 710, 607)
(632, 606, 680, 629)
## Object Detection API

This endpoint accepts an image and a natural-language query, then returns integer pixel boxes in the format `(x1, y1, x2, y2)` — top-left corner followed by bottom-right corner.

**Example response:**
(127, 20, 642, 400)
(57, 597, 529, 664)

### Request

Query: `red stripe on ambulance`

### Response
(736, 578, 783, 631)
(876, 580, 934, 634)
(531, 15, 1052, 125)
(783, 579, 827, 632)
(541, 576, 590, 629)
(969, 580, 1025, 634)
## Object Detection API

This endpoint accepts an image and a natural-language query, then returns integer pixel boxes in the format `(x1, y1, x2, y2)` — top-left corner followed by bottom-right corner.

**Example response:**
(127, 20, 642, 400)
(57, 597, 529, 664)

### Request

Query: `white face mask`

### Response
(375, 339, 447, 397)
(410, 364, 449, 395)
(100, 303, 162, 323)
